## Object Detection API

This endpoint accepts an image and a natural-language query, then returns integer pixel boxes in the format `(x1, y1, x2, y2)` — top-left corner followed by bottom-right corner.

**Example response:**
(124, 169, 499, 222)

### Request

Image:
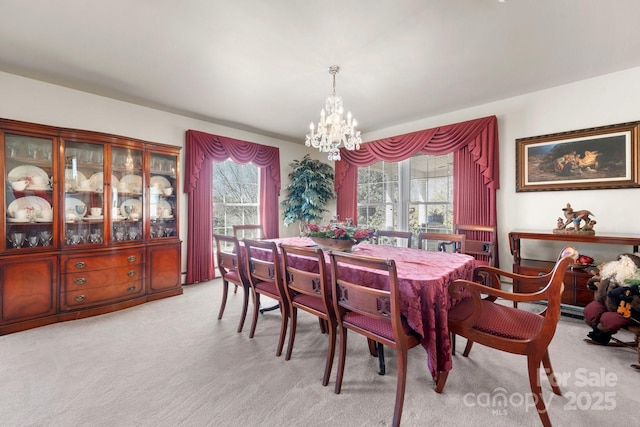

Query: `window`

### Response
(358, 153, 453, 242)
(212, 159, 260, 236)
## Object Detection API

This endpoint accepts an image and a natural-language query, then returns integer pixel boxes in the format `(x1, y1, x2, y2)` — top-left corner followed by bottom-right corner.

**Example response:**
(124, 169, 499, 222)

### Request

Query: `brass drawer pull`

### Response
(128, 270, 137, 277)
(75, 278, 86, 285)
(75, 295, 86, 302)
(127, 285, 136, 292)
(127, 255, 137, 263)
(75, 261, 86, 269)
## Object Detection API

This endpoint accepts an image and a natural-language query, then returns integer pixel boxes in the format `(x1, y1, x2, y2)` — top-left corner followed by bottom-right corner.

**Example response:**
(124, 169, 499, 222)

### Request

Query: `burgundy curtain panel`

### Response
(184, 130, 281, 284)
(334, 115, 500, 263)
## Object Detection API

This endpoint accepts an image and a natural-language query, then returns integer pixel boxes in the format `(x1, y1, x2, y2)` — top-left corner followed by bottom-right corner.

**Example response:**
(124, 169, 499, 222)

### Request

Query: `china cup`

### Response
(90, 207, 102, 217)
(10, 180, 28, 191)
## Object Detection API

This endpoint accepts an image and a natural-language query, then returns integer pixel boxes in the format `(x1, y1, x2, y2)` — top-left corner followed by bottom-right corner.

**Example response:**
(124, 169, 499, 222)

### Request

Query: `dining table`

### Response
(254, 236, 476, 386)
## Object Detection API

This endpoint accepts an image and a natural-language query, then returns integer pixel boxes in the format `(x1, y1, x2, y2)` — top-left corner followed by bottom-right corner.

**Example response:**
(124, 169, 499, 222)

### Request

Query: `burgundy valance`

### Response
(185, 130, 280, 193)
(335, 115, 498, 192)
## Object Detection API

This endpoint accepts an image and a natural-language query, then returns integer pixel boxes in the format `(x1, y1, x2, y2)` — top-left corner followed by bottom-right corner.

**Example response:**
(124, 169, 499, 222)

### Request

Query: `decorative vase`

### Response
(310, 237, 355, 252)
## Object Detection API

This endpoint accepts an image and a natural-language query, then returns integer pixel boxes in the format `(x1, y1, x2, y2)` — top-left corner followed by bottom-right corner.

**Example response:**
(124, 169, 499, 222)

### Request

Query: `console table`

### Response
(508, 230, 640, 308)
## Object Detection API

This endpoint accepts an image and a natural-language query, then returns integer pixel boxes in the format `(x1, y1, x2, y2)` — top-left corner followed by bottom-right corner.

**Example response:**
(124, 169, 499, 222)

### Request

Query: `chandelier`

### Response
(305, 65, 361, 161)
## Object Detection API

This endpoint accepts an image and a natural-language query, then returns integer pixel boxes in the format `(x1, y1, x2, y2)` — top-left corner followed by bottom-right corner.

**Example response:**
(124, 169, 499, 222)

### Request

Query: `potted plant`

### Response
(427, 208, 444, 224)
(281, 154, 336, 232)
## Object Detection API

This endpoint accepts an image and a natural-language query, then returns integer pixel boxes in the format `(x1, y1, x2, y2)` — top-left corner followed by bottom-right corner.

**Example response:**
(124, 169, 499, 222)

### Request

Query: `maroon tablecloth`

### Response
(262, 237, 475, 379)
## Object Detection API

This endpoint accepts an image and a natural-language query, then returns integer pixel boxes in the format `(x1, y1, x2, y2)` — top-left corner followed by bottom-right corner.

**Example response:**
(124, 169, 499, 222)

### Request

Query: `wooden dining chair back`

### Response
(280, 244, 336, 386)
(443, 246, 578, 427)
(233, 224, 265, 240)
(243, 238, 288, 356)
(417, 232, 466, 253)
(454, 224, 497, 267)
(329, 251, 420, 427)
(372, 230, 413, 248)
(214, 234, 250, 332)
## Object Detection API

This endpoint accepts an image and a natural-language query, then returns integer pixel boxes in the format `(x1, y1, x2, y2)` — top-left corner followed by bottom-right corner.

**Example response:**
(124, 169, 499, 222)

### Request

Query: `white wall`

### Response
(363, 66, 640, 266)
(3, 66, 640, 272)
(0, 71, 310, 279)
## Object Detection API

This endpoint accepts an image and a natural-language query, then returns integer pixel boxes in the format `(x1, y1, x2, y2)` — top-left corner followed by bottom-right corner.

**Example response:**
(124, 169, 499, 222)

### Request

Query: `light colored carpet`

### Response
(0, 279, 637, 426)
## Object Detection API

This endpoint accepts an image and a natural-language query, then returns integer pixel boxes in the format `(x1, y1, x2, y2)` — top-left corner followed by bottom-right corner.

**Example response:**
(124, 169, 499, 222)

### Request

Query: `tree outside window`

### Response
(212, 159, 260, 236)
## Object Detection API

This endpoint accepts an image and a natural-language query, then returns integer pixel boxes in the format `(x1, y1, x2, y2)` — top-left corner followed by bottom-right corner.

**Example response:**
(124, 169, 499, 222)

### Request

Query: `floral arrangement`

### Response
(305, 223, 375, 243)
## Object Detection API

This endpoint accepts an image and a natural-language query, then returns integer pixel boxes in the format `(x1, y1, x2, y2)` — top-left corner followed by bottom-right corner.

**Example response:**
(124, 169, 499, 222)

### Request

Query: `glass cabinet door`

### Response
(149, 152, 177, 239)
(111, 146, 144, 243)
(4, 134, 55, 250)
(63, 141, 106, 246)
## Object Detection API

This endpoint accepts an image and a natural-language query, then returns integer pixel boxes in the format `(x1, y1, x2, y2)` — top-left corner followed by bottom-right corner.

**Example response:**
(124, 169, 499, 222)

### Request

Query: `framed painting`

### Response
(516, 121, 640, 192)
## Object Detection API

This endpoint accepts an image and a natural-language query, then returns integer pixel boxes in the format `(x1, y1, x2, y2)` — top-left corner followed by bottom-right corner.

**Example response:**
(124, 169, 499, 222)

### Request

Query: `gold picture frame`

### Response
(516, 121, 640, 192)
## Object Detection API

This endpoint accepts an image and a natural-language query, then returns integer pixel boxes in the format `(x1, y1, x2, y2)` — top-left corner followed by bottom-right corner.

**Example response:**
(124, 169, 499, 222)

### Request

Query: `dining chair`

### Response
(416, 232, 466, 253)
(280, 244, 336, 386)
(214, 234, 250, 332)
(329, 251, 420, 427)
(454, 224, 497, 268)
(233, 224, 265, 240)
(243, 238, 289, 356)
(372, 230, 413, 248)
(442, 246, 578, 427)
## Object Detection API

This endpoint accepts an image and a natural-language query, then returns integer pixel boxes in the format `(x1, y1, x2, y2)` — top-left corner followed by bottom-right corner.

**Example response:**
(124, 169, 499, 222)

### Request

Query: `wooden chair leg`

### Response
(318, 317, 327, 334)
(392, 348, 409, 427)
(462, 340, 474, 357)
(541, 350, 562, 395)
(275, 303, 288, 356)
(435, 370, 449, 394)
(249, 292, 260, 339)
(528, 357, 552, 427)
(218, 280, 229, 320)
(237, 285, 250, 333)
(323, 321, 337, 386)
(285, 307, 298, 360)
(335, 326, 348, 394)
(367, 338, 378, 356)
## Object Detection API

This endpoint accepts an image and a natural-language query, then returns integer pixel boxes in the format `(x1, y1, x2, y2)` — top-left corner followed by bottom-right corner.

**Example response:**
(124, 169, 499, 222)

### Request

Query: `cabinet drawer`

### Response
(62, 250, 144, 272)
(61, 280, 145, 310)
(62, 265, 144, 292)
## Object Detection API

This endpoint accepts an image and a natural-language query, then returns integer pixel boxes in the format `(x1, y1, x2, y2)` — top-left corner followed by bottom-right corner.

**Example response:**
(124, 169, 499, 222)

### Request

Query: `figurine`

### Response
(553, 202, 595, 234)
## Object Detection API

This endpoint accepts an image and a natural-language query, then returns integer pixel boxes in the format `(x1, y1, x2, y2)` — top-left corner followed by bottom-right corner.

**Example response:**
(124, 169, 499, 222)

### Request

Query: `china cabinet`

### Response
(509, 230, 640, 308)
(1, 118, 182, 335)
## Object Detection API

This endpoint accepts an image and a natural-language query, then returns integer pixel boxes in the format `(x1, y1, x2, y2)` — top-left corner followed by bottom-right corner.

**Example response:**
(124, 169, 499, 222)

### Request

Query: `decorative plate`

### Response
(8, 165, 49, 187)
(89, 172, 120, 191)
(120, 174, 143, 192)
(7, 196, 51, 217)
(151, 198, 172, 218)
(64, 169, 87, 184)
(150, 175, 171, 191)
(120, 198, 142, 217)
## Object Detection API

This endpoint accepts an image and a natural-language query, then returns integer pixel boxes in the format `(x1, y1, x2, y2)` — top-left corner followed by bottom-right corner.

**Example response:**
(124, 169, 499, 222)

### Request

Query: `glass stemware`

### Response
(40, 230, 53, 246)
(11, 232, 25, 248)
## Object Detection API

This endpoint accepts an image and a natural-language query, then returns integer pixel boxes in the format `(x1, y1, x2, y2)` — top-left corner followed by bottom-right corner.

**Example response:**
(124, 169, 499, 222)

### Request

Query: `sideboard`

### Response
(508, 230, 640, 308)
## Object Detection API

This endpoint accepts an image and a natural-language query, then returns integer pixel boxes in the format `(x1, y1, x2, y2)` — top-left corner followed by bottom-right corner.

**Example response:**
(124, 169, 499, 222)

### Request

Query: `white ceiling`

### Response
(2, 0, 640, 143)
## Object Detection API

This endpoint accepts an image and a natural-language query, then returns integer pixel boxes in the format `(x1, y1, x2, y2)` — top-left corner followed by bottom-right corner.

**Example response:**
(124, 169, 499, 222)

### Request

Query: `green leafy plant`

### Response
(281, 154, 336, 231)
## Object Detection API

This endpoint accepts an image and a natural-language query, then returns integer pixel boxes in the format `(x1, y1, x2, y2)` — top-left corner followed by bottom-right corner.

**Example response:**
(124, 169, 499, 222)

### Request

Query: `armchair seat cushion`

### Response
(255, 280, 279, 297)
(223, 270, 242, 284)
(293, 293, 327, 313)
(344, 312, 418, 342)
(449, 298, 543, 340)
